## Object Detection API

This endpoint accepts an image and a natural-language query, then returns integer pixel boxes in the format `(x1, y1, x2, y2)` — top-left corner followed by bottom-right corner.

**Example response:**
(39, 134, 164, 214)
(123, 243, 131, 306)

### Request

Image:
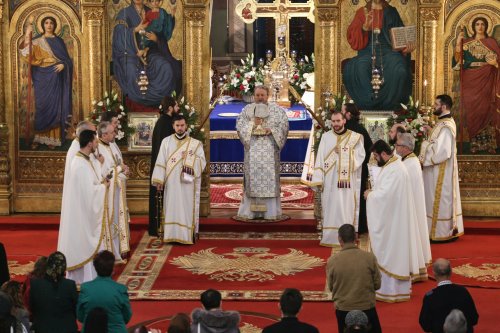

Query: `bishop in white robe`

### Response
(235, 86, 289, 221)
(58, 130, 110, 284)
(365, 140, 425, 302)
(310, 112, 365, 246)
(419, 96, 463, 241)
(97, 122, 130, 260)
(396, 133, 432, 272)
(151, 115, 206, 244)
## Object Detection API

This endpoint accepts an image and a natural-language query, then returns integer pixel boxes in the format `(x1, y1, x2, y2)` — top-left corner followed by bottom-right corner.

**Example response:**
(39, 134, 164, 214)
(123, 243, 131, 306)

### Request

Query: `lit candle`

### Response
(423, 79, 428, 107)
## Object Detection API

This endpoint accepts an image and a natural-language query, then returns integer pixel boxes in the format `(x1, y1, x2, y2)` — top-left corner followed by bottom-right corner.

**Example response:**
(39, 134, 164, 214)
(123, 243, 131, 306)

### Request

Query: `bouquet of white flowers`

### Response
(225, 54, 265, 95)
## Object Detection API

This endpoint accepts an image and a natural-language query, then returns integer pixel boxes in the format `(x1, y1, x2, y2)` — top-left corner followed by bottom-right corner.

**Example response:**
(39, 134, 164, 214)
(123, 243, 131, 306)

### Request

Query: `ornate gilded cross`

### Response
(235, 0, 315, 56)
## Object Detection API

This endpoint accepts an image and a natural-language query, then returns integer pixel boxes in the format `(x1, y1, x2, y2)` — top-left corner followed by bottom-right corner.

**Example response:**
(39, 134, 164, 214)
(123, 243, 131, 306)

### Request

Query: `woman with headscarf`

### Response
(29, 251, 78, 333)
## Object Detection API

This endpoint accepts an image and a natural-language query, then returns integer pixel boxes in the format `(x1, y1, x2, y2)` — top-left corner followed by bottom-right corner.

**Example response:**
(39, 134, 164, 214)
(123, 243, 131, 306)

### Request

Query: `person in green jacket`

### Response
(77, 250, 132, 333)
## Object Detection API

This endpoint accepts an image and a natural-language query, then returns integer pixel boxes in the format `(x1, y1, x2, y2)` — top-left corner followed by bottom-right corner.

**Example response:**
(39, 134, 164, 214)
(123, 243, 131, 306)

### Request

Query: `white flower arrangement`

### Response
(225, 54, 265, 95)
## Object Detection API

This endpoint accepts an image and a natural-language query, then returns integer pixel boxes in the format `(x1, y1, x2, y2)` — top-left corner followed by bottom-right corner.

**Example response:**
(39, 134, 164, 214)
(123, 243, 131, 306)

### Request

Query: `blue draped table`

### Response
(209, 102, 312, 178)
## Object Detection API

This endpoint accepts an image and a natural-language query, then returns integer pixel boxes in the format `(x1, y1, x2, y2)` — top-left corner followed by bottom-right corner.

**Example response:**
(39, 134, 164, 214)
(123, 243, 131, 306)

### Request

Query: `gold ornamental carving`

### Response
(184, 9, 205, 22)
(123, 154, 151, 180)
(420, 7, 441, 21)
(316, 8, 338, 22)
(83, 7, 104, 21)
(18, 155, 65, 181)
(458, 157, 500, 186)
(170, 247, 324, 282)
(453, 263, 500, 282)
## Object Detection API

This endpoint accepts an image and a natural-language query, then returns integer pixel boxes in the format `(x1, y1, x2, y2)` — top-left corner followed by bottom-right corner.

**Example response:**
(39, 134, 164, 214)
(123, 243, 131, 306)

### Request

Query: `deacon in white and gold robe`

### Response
(58, 151, 108, 284)
(311, 127, 364, 247)
(419, 114, 463, 241)
(98, 134, 130, 259)
(151, 134, 206, 244)
(366, 149, 424, 302)
(235, 102, 289, 221)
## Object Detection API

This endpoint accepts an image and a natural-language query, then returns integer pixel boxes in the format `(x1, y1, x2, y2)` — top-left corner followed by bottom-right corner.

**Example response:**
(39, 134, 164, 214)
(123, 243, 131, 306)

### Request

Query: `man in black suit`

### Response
(419, 258, 479, 333)
(342, 103, 373, 234)
(262, 288, 319, 333)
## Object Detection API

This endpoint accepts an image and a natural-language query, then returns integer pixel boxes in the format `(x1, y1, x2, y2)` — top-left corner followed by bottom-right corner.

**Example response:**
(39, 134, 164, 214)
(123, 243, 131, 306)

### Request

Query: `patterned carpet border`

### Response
(118, 232, 332, 301)
(210, 184, 314, 210)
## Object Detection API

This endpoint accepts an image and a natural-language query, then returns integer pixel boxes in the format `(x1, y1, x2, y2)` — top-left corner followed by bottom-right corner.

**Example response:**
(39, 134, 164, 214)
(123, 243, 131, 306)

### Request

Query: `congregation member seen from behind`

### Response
(29, 251, 78, 333)
(262, 288, 319, 333)
(419, 258, 478, 333)
(190, 289, 240, 333)
(77, 250, 132, 333)
(326, 224, 382, 333)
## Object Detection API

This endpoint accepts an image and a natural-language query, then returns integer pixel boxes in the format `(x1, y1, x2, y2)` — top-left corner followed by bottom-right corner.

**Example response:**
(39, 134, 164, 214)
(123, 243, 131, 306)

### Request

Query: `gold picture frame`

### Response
(361, 111, 394, 143)
(128, 112, 159, 151)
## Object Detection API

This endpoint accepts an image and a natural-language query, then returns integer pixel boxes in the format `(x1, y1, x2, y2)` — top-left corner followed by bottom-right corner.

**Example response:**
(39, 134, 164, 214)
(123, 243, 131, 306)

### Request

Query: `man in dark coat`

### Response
(342, 103, 373, 234)
(149, 96, 179, 236)
(262, 288, 319, 333)
(419, 258, 479, 333)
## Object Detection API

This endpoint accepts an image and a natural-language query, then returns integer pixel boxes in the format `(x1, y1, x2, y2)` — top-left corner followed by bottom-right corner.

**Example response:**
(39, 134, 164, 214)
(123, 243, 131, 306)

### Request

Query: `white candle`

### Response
(423, 79, 428, 106)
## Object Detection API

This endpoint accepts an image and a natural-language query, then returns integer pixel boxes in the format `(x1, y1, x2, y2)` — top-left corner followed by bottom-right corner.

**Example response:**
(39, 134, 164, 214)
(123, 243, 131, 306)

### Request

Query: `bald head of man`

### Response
(76, 121, 96, 137)
(432, 258, 452, 281)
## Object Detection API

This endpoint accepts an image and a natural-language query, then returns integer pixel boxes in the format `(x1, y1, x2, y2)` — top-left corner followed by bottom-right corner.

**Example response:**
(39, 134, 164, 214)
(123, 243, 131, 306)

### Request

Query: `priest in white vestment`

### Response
(419, 95, 464, 241)
(365, 140, 425, 302)
(396, 133, 432, 270)
(310, 111, 365, 246)
(97, 122, 130, 260)
(235, 86, 289, 221)
(58, 130, 110, 284)
(151, 114, 206, 244)
(61, 121, 101, 219)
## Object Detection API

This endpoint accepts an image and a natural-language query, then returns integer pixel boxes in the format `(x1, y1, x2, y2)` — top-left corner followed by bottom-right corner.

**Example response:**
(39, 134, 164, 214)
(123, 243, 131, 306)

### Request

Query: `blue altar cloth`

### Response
(209, 102, 312, 178)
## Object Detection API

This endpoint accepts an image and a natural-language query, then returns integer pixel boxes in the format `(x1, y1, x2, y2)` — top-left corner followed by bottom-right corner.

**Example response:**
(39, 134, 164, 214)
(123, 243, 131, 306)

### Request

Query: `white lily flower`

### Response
(96, 117, 101, 122)
(104, 91, 108, 98)
(97, 101, 103, 107)
(185, 105, 190, 110)
(121, 112, 126, 116)
(201, 128, 205, 132)
(415, 100, 419, 109)
(180, 96, 185, 104)
(240, 58, 245, 65)
(325, 120, 332, 129)
(92, 100, 97, 105)
(187, 128, 192, 134)
(118, 114, 123, 119)
(116, 131, 124, 140)
(400, 103, 408, 110)
(119, 105, 124, 110)
(106, 98, 110, 105)
(305, 55, 309, 63)
(331, 99, 336, 107)
(113, 93, 118, 100)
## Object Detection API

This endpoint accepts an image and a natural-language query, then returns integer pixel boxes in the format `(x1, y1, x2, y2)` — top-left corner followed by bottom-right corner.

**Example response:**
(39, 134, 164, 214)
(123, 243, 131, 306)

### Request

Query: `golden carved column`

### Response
(313, 2, 339, 222)
(419, 5, 441, 106)
(82, 1, 106, 114)
(314, 1, 339, 104)
(0, 0, 11, 214)
(182, 0, 211, 216)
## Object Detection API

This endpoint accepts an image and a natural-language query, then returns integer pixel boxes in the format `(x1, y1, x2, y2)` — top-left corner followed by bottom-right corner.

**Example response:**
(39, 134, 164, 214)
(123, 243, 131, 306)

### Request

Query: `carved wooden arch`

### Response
(442, 0, 499, 93)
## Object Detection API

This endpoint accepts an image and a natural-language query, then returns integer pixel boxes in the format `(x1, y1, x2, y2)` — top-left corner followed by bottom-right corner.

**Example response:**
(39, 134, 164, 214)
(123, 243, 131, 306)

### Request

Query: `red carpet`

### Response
(1, 216, 499, 332)
(210, 184, 314, 209)
(117, 232, 332, 301)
